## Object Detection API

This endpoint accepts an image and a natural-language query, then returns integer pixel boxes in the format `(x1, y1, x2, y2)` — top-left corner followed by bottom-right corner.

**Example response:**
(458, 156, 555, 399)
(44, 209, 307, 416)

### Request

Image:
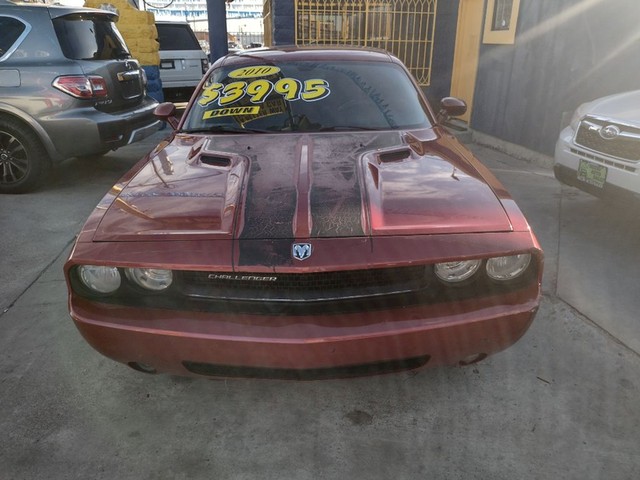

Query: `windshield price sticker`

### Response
(201, 98, 287, 124)
(228, 66, 281, 79)
(198, 77, 330, 107)
(203, 106, 260, 119)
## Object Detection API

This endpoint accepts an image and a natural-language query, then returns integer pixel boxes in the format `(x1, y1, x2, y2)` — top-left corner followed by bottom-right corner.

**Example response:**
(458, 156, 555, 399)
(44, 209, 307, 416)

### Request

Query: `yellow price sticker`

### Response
(228, 65, 281, 79)
(203, 106, 261, 119)
(197, 77, 331, 107)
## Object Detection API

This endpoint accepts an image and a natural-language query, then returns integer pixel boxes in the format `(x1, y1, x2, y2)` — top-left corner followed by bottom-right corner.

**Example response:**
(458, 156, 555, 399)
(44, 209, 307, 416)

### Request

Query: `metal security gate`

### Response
(294, 0, 438, 86)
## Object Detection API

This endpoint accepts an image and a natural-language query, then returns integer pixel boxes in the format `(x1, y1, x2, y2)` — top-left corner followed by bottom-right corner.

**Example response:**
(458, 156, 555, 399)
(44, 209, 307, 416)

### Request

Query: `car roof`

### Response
(1, 0, 117, 17)
(218, 45, 398, 66)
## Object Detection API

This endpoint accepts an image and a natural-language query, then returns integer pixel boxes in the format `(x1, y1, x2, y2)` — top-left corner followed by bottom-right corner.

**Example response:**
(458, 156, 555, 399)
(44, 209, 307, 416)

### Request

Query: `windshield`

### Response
(53, 14, 130, 61)
(182, 60, 433, 133)
(156, 23, 202, 51)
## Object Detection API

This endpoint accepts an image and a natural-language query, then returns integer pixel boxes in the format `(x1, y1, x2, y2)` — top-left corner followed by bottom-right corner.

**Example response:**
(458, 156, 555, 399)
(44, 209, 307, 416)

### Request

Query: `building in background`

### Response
(265, 0, 640, 158)
(144, 0, 264, 50)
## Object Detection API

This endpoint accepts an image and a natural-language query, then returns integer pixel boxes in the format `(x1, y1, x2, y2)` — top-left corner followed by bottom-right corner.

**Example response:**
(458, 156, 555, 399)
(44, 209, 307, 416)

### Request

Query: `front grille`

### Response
(70, 260, 539, 315)
(575, 117, 640, 161)
(180, 266, 429, 302)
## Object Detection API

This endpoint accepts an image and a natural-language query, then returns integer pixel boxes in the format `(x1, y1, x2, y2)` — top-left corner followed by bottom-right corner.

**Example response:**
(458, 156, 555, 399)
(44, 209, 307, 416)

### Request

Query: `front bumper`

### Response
(66, 228, 543, 378)
(69, 286, 539, 378)
(554, 126, 640, 200)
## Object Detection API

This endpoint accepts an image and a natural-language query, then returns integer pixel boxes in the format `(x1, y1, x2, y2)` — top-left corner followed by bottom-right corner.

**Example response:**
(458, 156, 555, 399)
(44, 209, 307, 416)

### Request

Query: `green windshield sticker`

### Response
(198, 77, 331, 107)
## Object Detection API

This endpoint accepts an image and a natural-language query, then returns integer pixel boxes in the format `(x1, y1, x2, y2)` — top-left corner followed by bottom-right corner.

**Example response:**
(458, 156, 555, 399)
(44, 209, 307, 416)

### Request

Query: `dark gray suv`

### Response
(0, 0, 161, 193)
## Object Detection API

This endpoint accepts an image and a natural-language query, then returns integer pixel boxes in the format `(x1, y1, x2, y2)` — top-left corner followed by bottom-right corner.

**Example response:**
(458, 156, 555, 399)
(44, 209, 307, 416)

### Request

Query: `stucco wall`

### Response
(270, 0, 295, 45)
(472, 0, 640, 156)
(424, 0, 459, 105)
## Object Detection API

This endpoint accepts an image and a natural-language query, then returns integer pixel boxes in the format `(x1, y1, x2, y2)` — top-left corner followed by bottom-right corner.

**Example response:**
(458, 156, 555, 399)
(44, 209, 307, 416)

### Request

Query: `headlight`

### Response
(78, 265, 121, 294)
(486, 254, 531, 281)
(434, 260, 481, 283)
(569, 103, 589, 130)
(125, 268, 173, 291)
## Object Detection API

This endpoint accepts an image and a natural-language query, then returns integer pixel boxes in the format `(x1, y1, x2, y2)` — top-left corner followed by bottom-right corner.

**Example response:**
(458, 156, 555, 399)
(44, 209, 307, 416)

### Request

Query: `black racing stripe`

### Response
(239, 155, 296, 240)
(236, 239, 294, 268)
(310, 180, 363, 237)
(310, 135, 364, 237)
(238, 148, 296, 267)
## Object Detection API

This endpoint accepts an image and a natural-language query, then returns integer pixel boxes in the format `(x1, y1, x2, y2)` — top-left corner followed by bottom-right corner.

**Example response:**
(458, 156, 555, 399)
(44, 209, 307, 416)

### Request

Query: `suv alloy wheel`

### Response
(0, 117, 50, 194)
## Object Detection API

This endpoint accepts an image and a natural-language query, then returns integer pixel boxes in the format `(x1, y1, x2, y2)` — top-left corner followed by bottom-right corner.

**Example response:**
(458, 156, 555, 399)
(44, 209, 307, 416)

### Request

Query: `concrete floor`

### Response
(1, 132, 638, 479)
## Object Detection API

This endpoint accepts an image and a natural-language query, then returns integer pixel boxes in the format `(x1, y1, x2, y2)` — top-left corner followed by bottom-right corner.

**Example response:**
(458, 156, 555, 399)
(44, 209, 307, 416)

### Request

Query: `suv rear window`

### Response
(53, 14, 130, 60)
(156, 24, 201, 51)
(0, 16, 27, 59)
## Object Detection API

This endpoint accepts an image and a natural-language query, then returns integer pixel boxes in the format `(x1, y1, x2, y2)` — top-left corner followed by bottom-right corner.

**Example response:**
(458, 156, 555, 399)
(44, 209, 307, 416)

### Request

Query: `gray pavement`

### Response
(1, 132, 639, 479)
(470, 141, 640, 356)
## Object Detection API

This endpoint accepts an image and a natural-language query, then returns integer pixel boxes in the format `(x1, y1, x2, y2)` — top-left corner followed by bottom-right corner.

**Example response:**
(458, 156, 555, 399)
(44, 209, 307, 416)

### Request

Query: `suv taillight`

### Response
(53, 75, 108, 99)
(201, 58, 209, 74)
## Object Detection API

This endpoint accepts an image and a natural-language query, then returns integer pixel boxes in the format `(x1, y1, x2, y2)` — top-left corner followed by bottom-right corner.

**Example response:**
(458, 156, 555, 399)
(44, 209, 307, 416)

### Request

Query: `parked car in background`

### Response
(156, 21, 209, 102)
(0, 0, 160, 194)
(227, 41, 244, 54)
(554, 90, 640, 201)
(65, 46, 543, 379)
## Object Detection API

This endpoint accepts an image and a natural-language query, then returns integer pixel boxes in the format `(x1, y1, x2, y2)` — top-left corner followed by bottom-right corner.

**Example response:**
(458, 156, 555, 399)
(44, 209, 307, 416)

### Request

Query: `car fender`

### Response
(0, 102, 62, 161)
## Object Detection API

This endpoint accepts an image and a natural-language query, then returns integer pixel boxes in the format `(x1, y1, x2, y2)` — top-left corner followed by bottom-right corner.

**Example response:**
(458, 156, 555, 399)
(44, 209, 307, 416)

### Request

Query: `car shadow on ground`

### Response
(556, 185, 640, 354)
(40, 131, 170, 194)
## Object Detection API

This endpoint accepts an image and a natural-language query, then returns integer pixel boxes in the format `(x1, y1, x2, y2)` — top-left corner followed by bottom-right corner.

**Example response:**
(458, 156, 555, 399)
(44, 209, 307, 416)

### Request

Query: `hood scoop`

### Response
(377, 148, 412, 163)
(362, 140, 513, 236)
(201, 155, 232, 168)
(93, 141, 249, 241)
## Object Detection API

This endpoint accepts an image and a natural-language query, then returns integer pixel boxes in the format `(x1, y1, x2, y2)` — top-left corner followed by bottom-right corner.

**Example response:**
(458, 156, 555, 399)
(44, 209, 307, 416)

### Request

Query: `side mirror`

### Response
(154, 102, 179, 130)
(439, 97, 467, 120)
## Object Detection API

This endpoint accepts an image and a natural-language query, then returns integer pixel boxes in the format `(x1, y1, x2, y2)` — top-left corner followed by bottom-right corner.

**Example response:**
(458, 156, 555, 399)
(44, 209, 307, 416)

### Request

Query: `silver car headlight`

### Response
(125, 268, 173, 291)
(434, 259, 482, 283)
(78, 265, 121, 294)
(486, 254, 531, 281)
(569, 103, 589, 130)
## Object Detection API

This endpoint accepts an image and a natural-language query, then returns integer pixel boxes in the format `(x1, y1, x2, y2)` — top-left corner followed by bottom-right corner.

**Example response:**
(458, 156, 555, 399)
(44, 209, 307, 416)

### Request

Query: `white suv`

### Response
(554, 90, 640, 201)
(156, 21, 209, 102)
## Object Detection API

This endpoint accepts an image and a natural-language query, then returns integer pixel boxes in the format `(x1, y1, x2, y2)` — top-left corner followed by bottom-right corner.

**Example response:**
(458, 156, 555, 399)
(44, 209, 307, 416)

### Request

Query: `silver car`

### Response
(156, 21, 209, 102)
(0, 0, 161, 193)
(554, 90, 640, 201)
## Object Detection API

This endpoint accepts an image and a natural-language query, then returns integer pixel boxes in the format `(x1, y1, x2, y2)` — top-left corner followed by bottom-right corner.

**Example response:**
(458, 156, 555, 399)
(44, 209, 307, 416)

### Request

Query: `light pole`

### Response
(207, 0, 230, 62)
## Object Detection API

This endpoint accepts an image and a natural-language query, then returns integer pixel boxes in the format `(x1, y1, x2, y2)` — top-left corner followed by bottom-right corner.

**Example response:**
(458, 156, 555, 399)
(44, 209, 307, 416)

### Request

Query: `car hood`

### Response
(582, 90, 640, 126)
(93, 130, 513, 241)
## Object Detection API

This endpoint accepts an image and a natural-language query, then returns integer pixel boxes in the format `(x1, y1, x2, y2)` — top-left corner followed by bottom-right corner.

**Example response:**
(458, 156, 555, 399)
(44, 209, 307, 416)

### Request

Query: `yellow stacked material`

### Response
(85, 1, 159, 66)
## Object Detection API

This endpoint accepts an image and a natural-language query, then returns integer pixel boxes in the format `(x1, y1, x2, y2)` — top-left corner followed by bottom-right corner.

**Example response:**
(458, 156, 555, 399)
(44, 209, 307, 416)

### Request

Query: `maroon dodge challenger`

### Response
(64, 46, 543, 379)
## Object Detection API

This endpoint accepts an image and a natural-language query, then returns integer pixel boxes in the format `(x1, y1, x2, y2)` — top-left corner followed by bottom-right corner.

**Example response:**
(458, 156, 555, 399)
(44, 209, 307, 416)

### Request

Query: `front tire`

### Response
(0, 118, 51, 194)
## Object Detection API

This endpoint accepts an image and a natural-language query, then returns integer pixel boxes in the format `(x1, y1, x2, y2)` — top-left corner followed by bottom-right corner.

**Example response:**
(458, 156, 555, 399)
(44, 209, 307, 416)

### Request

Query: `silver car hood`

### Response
(581, 90, 640, 126)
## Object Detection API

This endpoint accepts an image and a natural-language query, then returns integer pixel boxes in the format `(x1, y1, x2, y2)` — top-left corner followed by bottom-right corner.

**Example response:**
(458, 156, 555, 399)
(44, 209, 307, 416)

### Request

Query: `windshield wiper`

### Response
(318, 125, 385, 132)
(182, 125, 271, 134)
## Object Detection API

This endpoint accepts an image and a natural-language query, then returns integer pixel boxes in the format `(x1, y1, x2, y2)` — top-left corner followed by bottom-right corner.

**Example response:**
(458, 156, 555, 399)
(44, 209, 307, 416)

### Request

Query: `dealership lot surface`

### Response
(1, 132, 639, 479)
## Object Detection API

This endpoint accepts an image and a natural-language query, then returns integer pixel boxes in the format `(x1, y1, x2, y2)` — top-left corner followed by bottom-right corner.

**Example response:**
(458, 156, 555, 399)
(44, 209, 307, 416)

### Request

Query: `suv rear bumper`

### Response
(43, 97, 161, 160)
